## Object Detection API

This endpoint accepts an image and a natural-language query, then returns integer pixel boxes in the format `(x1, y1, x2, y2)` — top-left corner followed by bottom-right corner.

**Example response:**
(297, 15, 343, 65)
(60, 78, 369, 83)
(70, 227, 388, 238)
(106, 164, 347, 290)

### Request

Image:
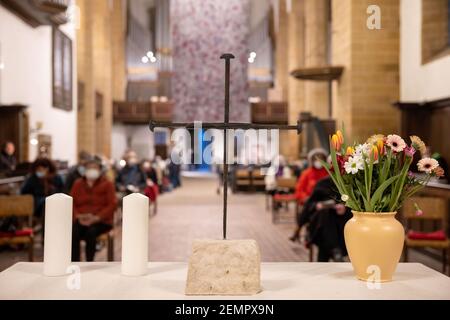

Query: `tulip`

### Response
(376, 138, 384, 155)
(336, 130, 344, 145)
(370, 145, 379, 161)
(331, 134, 341, 151)
(345, 146, 354, 156)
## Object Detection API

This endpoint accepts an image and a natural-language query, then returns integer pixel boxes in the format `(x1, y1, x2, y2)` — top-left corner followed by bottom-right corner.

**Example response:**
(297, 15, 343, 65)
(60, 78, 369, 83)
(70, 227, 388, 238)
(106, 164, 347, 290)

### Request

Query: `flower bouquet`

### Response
(322, 130, 444, 282)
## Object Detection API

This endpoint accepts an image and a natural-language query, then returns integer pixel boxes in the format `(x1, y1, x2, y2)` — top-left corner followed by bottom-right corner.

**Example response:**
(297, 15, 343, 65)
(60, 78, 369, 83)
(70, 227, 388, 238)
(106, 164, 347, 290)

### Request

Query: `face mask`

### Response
(77, 165, 86, 176)
(128, 158, 138, 165)
(85, 169, 100, 181)
(36, 171, 46, 178)
(313, 160, 323, 170)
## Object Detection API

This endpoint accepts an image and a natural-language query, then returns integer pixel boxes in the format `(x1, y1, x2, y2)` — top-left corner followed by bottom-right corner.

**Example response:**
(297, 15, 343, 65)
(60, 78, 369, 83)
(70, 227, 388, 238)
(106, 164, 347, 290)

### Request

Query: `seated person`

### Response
(0, 141, 17, 177)
(21, 158, 64, 217)
(168, 161, 181, 189)
(71, 157, 117, 261)
(116, 151, 147, 194)
(141, 160, 158, 185)
(294, 148, 329, 205)
(291, 176, 352, 262)
(64, 150, 91, 193)
(141, 160, 159, 203)
(265, 155, 289, 199)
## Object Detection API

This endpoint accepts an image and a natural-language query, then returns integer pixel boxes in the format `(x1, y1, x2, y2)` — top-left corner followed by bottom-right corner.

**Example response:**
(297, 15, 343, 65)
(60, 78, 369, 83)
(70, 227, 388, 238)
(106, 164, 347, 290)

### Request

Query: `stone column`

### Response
(111, 0, 127, 101)
(351, 0, 400, 141)
(76, 0, 96, 155)
(286, 0, 305, 160)
(331, 0, 400, 141)
(304, 0, 329, 119)
(76, 0, 126, 157)
(275, 0, 290, 157)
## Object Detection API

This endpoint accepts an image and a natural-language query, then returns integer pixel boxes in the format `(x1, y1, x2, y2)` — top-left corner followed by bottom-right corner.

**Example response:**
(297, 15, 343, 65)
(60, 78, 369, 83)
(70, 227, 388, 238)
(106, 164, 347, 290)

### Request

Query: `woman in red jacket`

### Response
(295, 148, 329, 204)
(71, 157, 117, 261)
(290, 148, 328, 242)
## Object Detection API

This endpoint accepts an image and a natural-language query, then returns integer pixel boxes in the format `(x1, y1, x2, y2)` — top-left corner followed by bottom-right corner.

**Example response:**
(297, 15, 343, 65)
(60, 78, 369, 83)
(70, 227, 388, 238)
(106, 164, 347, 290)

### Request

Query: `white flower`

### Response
(344, 156, 364, 174)
(386, 134, 406, 153)
(341, 194, 349, 202)
(417, 157, 439, 174)
(355, 143, 371, 157)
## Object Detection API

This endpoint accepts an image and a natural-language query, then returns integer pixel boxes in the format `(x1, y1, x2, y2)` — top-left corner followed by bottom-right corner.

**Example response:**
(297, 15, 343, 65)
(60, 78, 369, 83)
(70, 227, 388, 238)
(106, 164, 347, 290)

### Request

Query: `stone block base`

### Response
(185, 239, 261, 295)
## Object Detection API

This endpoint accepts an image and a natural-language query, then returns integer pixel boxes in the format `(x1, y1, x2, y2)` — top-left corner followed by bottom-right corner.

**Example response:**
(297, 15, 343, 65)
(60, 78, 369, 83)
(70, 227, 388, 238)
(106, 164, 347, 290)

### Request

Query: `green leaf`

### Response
(369, 173, 401, 209)
(356, 179, 371, 211)
(389, 156, 413, 211)
(347, 183, 362, 211)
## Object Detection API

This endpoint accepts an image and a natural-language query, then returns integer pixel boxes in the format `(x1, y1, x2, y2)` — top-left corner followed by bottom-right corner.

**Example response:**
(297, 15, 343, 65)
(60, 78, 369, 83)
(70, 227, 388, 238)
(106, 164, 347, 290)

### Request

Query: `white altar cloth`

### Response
(0, 262, 449, 300)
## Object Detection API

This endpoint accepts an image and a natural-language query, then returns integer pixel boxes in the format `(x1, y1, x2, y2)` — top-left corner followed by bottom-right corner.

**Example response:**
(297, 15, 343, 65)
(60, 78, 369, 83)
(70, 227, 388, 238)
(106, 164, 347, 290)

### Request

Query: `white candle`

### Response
(43, 193, 73, 276)
(121, 193, 149, 276)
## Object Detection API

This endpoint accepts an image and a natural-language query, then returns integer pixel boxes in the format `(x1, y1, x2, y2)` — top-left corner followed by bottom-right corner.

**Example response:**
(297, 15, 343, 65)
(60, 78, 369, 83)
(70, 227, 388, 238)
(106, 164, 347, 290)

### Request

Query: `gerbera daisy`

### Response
(386, 134, 406, 152)
(417, 157, 439, 174)
(410, 135, 426, 156)
(344, 156, 364, 174)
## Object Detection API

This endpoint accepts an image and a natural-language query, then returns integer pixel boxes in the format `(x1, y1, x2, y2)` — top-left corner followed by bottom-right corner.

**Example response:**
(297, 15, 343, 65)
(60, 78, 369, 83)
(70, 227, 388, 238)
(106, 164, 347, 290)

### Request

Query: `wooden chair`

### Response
(97, 230, 114, 261)
(272, 177, 298, 223)
(251, 169, 266, 191)
(234, 169, 251, 192)
(0, 195, 34, 261)
(403, 196, 449, 274)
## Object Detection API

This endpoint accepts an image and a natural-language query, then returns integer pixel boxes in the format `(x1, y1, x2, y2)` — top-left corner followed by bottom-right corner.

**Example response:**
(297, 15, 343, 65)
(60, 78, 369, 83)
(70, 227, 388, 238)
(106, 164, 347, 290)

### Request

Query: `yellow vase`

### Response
(344, 211, 404, 282)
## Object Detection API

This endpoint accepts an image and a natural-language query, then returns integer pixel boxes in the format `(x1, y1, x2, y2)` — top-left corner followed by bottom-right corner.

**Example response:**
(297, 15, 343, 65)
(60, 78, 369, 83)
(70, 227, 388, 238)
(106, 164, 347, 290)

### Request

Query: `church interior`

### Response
(0, 0, 450, 300)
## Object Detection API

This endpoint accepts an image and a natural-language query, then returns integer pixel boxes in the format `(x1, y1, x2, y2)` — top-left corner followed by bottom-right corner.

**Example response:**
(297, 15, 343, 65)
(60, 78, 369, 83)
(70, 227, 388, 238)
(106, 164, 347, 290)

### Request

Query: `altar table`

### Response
(0, 262, 449, 300)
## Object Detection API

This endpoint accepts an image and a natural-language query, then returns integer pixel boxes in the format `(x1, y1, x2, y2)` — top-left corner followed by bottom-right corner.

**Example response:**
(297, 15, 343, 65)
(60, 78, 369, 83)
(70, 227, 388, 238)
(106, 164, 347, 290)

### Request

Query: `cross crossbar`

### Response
(149, 53, 302, 239)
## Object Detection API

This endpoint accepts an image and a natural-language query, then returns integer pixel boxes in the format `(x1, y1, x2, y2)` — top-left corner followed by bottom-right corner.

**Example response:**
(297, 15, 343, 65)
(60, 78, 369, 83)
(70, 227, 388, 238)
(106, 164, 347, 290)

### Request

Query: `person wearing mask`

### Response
(288, 149, 328, 239)
(168, 160, 181, 189)
(294, 148, 329, 205)
(71, 157, 117, 261)
(64, 151, 91, 193)
(21, 158, 64, 217)
(264, 156, 282, 197)
(142, 159, 159, 204)
(0, 141, 17, 176)
(154, 156, 167, 192)
(141, 160, 158, 185)
(116, 151, 147, 194)
(290, 176, 352, 262)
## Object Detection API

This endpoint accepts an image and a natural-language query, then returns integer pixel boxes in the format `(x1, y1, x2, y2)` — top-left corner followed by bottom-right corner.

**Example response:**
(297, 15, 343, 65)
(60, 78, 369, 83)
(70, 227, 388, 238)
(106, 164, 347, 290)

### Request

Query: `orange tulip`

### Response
(336, 130, 344, 145)
(371, 145, 379, 161)
(346, 146, 355, 156)
(376, 138, 384, 155)
(331, 134, 341, 151)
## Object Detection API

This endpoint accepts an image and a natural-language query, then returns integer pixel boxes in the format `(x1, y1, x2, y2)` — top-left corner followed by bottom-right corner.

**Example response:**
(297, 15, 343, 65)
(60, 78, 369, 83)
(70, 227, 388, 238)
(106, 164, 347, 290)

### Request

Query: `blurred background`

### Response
(0, 0, 449, 275)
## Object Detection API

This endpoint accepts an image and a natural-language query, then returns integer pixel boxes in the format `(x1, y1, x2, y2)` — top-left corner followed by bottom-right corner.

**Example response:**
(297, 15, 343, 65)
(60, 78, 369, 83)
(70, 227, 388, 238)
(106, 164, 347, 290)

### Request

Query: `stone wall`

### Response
(76, 0, 126, 157)
(348, 0, 400, 140)
(276, 0, 401, 156)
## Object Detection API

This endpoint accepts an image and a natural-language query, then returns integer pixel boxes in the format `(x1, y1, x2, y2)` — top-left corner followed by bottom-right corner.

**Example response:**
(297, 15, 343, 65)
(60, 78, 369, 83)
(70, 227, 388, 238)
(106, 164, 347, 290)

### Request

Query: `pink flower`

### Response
(414, 203, 423, 216)
(386, 134, 407, 152)
(417, 157, 439, 174)
(404, 146, 416, 157)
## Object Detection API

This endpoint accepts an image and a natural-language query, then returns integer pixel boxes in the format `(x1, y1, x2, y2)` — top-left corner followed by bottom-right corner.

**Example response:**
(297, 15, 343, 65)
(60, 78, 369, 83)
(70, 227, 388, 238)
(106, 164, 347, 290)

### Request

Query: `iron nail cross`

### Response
(149, 53, 302, 240)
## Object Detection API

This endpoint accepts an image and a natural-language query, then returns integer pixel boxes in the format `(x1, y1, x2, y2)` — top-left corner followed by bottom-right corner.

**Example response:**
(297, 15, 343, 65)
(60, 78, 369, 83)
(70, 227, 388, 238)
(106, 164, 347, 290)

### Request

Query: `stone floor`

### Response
(0, 176, 447, 275)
